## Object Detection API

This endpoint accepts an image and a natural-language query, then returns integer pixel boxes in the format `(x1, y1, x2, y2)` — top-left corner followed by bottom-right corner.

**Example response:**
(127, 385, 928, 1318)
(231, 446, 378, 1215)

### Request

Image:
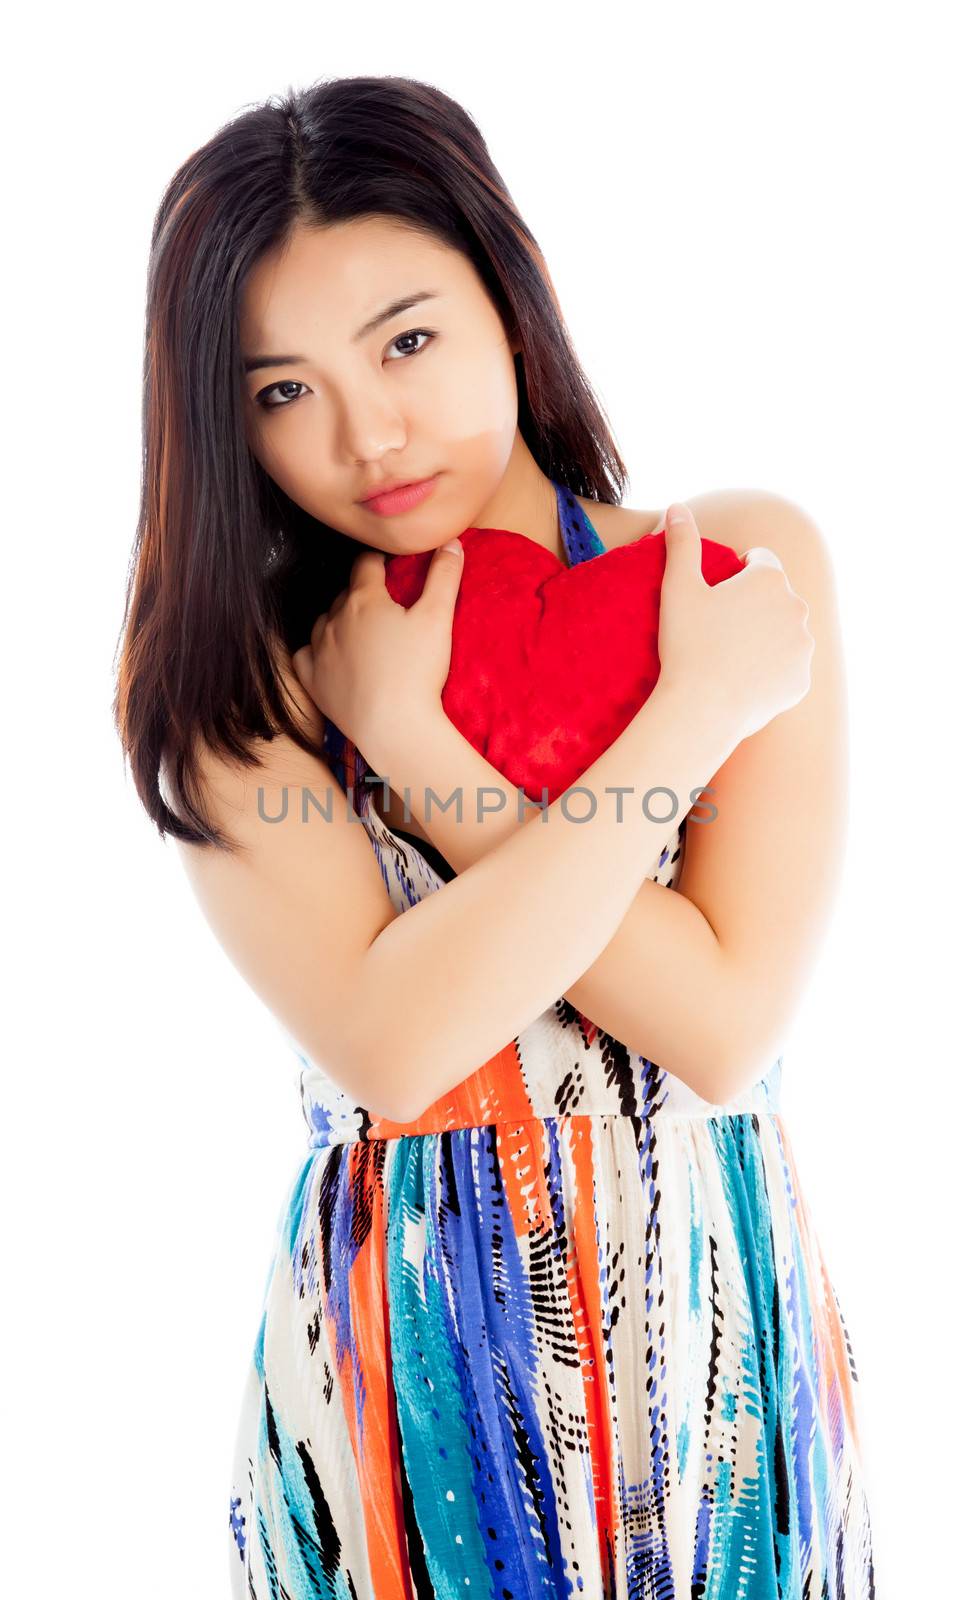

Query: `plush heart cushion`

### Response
(383, 524, 744, 805)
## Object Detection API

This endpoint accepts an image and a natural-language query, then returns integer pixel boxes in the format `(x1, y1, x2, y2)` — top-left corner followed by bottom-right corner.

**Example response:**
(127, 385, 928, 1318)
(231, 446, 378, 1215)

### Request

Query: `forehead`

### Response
(239, 217, 471, 339)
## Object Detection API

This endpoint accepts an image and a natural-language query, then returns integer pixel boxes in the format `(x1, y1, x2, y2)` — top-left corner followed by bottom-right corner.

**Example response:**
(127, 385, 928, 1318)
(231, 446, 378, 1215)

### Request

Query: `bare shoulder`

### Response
(683, 486, 836, 599)
(588, 487, 834, 596)
(682, 485, 845, 768)
(165, 646, 332, 865)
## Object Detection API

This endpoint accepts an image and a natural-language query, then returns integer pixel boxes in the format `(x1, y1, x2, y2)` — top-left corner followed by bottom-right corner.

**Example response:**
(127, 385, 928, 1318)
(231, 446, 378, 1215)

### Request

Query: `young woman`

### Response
(114, 74, 876, 1600)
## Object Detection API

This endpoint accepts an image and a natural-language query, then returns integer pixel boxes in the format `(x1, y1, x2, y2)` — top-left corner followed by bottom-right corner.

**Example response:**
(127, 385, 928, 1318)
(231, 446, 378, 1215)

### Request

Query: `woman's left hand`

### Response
(292, 540, 465, 763)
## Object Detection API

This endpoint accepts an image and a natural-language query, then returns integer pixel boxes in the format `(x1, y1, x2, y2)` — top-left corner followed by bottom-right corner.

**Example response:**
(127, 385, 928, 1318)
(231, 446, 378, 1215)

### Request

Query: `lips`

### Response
(360, 476, 420, 502)
(359, 475, 439, 516)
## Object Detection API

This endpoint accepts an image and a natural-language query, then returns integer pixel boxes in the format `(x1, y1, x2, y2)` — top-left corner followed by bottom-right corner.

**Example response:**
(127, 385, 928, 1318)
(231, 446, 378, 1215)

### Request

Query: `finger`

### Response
(349, 547, 389, 587)
(309, 610, 329, 650)
(661, 502, 703, 579)
(740, 545, 784, 571)
(291, 644, 312, 691)
(418, 536, 465, 611)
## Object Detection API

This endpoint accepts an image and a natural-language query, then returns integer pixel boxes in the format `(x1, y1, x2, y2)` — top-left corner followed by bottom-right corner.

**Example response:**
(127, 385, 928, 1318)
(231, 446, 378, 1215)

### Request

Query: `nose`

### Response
(335, 380, 407, 465)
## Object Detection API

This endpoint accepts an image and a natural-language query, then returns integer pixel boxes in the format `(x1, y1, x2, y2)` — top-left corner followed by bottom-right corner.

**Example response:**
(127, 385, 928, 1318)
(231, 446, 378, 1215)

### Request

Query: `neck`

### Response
(470, 436, 567, 562)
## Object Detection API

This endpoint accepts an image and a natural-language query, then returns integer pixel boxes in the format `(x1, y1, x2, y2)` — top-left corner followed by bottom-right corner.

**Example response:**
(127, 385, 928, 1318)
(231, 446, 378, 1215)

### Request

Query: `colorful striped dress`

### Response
(228, 483, 877, 1599)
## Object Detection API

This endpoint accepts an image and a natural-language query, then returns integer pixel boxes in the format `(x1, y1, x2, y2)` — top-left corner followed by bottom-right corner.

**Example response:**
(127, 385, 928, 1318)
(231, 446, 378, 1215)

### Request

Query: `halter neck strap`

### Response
(553, 480, 607, 566)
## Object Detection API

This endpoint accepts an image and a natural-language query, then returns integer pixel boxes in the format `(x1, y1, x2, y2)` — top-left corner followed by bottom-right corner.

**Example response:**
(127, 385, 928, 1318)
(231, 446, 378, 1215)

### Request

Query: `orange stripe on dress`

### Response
(328, 1143, 414, 1598)
(566, 1116, 619, 1579)
(774, 1114, 862, 1461)
(369, 1039, 536, 1141)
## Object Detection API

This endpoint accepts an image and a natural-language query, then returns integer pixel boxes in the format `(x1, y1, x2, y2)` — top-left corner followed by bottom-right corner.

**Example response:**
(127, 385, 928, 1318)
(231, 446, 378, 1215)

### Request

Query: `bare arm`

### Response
(363, 707, 727, 1089)
(348, 680, 737, 1120)
(178, 673, 738, 1126)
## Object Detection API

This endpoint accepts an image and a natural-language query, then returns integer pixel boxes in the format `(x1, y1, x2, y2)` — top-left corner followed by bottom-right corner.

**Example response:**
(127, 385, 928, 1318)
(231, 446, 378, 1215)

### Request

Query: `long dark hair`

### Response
(113, 73, 629, 852)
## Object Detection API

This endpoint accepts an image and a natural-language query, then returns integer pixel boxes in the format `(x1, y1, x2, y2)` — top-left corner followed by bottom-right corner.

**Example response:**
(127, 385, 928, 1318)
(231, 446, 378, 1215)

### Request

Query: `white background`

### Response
(4, 2, 962, 1594)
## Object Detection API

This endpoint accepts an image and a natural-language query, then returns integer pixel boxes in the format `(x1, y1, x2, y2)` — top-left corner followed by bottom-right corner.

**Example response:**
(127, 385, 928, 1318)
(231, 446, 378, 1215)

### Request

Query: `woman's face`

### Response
(239, 216, 523, 553)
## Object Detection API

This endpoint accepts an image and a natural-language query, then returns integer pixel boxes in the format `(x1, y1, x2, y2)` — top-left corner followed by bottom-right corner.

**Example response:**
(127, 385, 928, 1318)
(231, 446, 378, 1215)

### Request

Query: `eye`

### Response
(254, 328, 437, 411)
(255, 379, 307, 410)
(385, 327, 436, 361)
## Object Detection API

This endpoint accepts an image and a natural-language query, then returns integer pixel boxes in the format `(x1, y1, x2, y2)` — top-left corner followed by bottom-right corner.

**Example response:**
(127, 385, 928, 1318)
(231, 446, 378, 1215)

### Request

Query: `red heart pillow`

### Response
(384, 526, 744, 805)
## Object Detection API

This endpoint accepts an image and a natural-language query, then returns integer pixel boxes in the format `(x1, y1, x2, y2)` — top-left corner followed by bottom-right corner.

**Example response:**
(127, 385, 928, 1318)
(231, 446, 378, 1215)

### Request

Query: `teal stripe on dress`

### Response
(676, 1158, 706, 1478)
(386, 1137, 493, 1597)
(705, 1116, 796, 1597)
(257, 1387, 351, 1598)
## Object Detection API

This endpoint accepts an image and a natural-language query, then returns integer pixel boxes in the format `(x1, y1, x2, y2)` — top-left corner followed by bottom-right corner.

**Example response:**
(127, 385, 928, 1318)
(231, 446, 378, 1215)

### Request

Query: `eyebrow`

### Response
(242, 289, 442, 374)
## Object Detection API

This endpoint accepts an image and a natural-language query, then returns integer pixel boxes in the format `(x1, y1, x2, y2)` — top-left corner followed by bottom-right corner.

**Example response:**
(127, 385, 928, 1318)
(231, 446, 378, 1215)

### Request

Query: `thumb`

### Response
(661, 502, 703, 580)
(292, 643, 312, 692)
(420, 535, 465, 609)
(739, 545, 783, 571)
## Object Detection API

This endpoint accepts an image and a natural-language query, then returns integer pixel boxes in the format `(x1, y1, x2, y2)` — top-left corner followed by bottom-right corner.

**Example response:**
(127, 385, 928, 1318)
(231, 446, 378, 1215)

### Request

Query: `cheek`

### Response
(424, 347, 519, 450)
(249, 418, 314, 492)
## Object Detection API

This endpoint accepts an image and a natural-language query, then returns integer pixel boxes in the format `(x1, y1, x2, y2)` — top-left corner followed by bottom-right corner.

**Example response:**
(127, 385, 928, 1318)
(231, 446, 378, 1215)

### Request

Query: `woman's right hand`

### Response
(291, 539, 466, 764)
(656, 501, 815, 746)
